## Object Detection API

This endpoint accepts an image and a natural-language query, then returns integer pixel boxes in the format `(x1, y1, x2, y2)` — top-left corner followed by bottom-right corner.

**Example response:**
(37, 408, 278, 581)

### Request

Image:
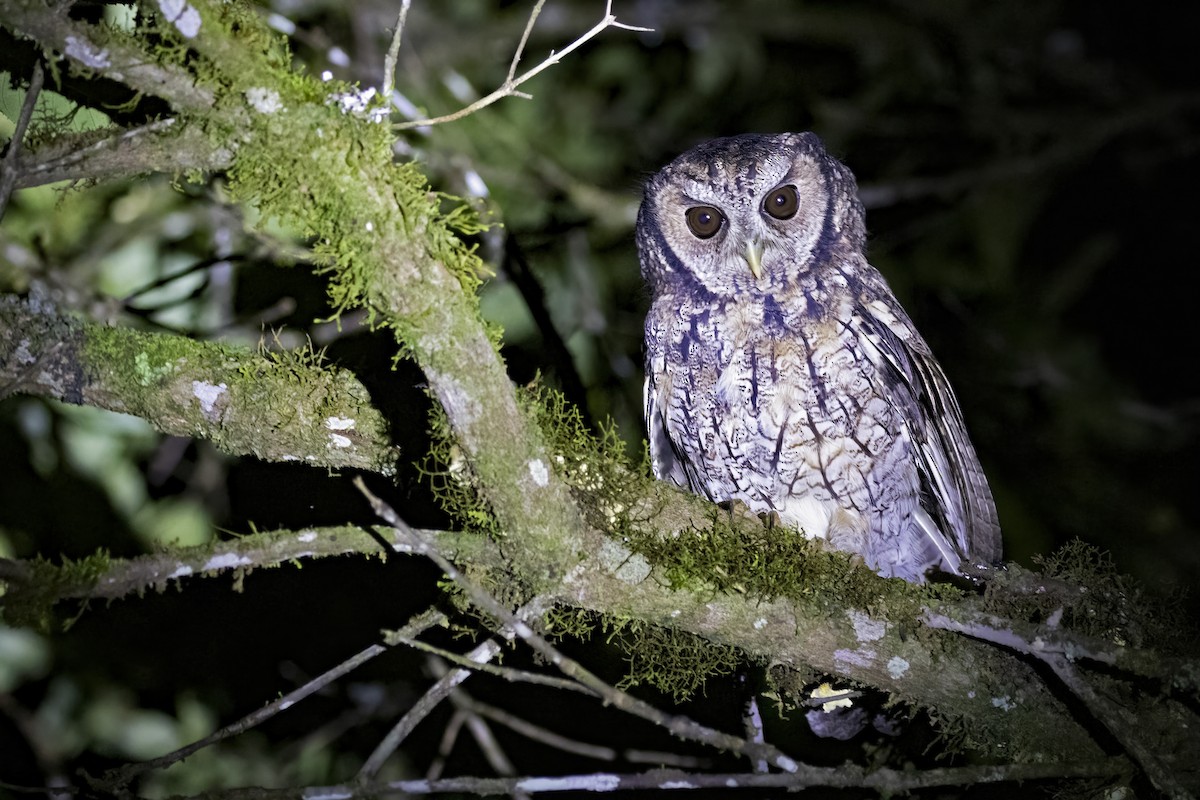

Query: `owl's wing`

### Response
(644, 367, 691, 489)
(854, 299, 1002, 572)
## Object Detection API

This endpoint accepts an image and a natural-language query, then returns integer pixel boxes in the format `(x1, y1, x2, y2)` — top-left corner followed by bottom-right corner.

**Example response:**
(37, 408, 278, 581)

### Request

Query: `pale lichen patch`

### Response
(518, 775, 620, 793)
(847, 609, 886, 642)
(158, 0, 201, 38)
(329, 87, 389, 122)
(528, 458, 550, 487)
(202, 552, 252, 571)
(245, 87, 284, 114)
(65, 36, 110, 68)
(834, 647, 876, 670)
(886, 655, 910, 679)
(14, 339, 34, 365)
(192, 380, 227, 420)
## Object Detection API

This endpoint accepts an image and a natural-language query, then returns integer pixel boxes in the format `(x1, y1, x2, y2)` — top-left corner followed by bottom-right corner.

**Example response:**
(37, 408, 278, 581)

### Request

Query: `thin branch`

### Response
(0, 60, 44, 220)
(742, 695, 769, 774)
(159, 759, 1132, 797)
(359, 650, 487, 779)
(426, 707, 467, 781)
(923, 608, 1193, 684)
(381, 0, 412, 101)
(386, 629, 593, 695)
(358, 602, 546, 779)
(506, 0, 548, 84)
(451, 692, 618, 762)
(1040, 654, 1191, 800)
(439, 675, 529, 799)
(100, 608, 446, 791)
(0, 4, 214, 112)
(394, 0, 651, 130)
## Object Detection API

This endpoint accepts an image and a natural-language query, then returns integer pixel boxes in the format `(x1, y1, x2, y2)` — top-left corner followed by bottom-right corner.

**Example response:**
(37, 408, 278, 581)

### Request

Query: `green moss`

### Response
(224, 96, 494, 358)
(420, 403, 501, 538)
(985, 539, 1190, 651)
(545, 608, 740, 702)
(544, 606, 598, 641)
(84, 324, 213, 392)
(2, 552, 111, 632)
(611, 620, 742, 702)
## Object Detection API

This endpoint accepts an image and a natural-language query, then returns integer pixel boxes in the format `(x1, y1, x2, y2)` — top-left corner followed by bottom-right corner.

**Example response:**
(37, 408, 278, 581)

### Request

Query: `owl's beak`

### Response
(744, 240, 764, 279)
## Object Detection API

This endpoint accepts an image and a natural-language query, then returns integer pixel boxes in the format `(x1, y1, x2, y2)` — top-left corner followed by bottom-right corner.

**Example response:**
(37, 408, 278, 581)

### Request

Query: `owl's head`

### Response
(637, 132, 865, 299)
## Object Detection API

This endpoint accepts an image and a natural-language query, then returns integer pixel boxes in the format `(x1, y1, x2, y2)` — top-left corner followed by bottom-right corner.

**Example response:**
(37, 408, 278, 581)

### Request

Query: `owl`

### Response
(638, 132, 1001, 582)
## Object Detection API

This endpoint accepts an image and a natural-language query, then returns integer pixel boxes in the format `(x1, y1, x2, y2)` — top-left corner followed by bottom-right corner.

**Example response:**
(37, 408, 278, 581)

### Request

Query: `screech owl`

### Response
(638, 132, 1001, 582)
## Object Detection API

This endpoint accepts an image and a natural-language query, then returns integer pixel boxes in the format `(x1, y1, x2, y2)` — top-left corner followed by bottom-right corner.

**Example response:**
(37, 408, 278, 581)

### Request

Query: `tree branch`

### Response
(394, 0, 652, 130)
(0, 59, 43, 219)
(8, 119, 233, 191)
(1, 0, 215, 112)
(0, 523, 501, 609)
(0, 295, 399, 474)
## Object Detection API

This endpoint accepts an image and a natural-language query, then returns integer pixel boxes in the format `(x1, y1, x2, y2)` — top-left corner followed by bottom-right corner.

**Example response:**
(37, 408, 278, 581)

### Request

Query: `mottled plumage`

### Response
(638, 132, 1001, 582)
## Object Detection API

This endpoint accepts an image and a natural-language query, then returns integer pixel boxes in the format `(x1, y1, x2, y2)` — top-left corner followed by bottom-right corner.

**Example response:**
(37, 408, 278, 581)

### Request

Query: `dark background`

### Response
(1, 0, 1198, 795)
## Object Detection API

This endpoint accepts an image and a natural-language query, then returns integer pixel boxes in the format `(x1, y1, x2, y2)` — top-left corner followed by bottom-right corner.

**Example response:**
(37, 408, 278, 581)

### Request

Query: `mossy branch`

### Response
(0, 524, 500, 628)
(7, 119, 233, 190)
(0, 295, 398, 473)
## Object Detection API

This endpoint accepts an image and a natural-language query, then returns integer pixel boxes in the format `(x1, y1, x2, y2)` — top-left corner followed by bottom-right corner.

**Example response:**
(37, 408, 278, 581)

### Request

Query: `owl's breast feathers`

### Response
(645, 265, 1000, 580)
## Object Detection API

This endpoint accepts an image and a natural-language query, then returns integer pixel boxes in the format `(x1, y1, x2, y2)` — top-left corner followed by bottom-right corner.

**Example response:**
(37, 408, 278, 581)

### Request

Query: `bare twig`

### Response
(427, 707, 466, 781)
(381, 0, 412, 101)
(149, 758, 1130, 796)
(100, 608, 446, 791)
(742, 695, 769, 774)
(358, 602, 547, 780)
(922, 609, 1195, 690)
(506, 0, 548, 89)
(435, 670, 529, 799)
(394, 0, 651, 130)
(0, 60, 44, 220)
(429, 658, 709, 769)
(452, 692, 618, 762)
(386, 629, 593, 695)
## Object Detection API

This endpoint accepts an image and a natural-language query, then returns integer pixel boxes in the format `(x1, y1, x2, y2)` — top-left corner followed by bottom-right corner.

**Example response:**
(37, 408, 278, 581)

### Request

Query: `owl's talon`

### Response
(717, 499, 761, 525)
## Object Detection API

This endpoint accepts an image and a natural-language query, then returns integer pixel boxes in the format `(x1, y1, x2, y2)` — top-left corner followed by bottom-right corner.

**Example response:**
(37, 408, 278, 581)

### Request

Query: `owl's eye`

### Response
(685, 206, 725, 239)
(763, 185, 799, 220)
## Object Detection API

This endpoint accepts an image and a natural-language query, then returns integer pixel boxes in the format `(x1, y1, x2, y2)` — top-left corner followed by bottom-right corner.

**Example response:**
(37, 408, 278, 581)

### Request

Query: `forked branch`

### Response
(392, 0, 651, 130)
